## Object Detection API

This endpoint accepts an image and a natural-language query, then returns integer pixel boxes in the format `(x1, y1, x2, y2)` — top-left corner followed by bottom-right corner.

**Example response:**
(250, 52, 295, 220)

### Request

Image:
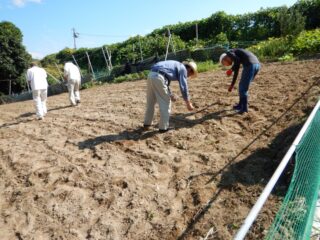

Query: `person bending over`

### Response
(144, 60, 197, 132)
(219, 48, 260, 114)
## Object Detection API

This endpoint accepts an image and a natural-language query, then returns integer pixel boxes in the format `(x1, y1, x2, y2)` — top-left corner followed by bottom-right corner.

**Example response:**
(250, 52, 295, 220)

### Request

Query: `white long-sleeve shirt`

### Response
(64, 62, 81, 81)
(26, 66, 48, 90)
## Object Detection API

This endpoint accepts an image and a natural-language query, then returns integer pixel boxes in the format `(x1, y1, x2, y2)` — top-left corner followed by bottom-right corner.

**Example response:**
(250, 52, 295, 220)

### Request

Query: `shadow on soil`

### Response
(78, 103, 236, 149)
(78, 127, 160, 149)
(18, 105, 72, 119)
(0, 118, 34, 129)
(177, 121, 305, 240)
(48, 105, 73, 112)
(171, 102, 237, 128)
(0, 105, 74, 129)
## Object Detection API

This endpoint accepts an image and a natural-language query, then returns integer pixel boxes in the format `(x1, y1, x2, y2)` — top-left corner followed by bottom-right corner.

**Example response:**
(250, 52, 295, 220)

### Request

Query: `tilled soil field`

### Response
(0, 60, 320, 240)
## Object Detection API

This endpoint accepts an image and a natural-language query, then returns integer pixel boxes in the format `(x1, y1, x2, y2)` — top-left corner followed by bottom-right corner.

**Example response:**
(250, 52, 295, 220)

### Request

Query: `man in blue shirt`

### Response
(220, 48, 260, 114)
(144, 60, 198, 133)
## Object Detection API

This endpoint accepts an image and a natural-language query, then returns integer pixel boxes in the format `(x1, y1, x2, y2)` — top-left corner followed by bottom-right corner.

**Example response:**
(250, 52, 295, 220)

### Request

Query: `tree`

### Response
(295, 0, 320, 30)
(0, 21, 31, 95)
(278, 7, 306, 37)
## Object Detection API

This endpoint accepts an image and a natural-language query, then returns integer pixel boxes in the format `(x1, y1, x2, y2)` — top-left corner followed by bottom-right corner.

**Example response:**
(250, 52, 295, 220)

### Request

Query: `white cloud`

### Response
(11, 0, 42, 8)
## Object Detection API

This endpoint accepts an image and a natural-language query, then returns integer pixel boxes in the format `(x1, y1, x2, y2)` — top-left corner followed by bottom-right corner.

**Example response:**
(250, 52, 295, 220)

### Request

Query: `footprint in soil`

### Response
(250, 105, 259, 111)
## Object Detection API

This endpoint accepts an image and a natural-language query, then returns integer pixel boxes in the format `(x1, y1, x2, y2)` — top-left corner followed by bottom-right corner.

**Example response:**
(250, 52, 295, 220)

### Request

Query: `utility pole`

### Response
(72, 28, 79, 50)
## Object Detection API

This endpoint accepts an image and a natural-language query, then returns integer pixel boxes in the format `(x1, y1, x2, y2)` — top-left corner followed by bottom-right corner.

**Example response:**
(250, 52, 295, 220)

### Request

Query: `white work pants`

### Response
(32, 89, 47, 118)
(144, 72, 171, 130)
(68, 79, 81, 105)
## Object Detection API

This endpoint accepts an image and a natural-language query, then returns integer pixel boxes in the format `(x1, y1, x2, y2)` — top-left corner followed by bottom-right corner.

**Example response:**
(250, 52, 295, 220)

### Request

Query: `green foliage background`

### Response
(0, 21, 32, 94)
(248, 29, 320, 60)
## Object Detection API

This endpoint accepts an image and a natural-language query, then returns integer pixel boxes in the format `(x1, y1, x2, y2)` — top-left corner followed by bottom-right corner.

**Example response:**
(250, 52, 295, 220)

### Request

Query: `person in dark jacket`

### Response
(219, 48, 261, 114)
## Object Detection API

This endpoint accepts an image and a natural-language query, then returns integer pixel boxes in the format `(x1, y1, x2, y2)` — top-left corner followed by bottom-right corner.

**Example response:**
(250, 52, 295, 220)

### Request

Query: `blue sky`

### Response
(0, 0, 297, 59)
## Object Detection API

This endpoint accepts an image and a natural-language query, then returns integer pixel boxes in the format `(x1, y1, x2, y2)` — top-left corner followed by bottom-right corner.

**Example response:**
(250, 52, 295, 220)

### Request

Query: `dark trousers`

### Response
(238, 63, 260, 112)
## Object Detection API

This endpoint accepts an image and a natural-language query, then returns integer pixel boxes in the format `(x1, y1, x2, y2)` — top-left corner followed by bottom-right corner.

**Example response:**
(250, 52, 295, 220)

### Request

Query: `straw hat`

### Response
(183, 61, 198, 78)
(219, 53, 227, 65)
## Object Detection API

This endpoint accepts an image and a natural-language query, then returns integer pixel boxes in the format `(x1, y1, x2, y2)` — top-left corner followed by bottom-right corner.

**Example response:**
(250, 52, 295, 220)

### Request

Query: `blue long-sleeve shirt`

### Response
(151, 60, 190, 101)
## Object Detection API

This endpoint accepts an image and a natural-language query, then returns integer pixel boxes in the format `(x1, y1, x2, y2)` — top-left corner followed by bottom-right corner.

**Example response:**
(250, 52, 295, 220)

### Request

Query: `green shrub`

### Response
(113, 71, 149, 84)
(248, 29, 320, 60)
(278, 53, 295, 62)
(82, 81, 95, 89)
(292, 29, 320, 55)
(248, 37, 291, 61)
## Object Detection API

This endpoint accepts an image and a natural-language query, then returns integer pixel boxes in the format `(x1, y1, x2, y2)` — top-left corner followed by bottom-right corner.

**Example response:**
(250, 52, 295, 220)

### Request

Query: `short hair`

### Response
(30, 62, 38, 67)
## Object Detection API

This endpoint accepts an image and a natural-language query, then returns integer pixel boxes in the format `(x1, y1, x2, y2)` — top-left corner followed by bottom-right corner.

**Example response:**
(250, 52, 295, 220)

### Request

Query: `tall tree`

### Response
(0, 21, 31, 95)
(278, 6, 306, 37)
(295, 0, 320, 30)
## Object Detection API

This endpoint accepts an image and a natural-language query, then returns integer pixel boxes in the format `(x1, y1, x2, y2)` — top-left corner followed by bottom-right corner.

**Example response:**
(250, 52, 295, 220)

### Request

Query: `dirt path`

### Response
(0, 60, 319, 240)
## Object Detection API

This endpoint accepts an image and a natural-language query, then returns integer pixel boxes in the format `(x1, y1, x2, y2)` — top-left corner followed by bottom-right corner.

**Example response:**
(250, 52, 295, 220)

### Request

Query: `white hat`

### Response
(183, 61, 198, 78)
(219, 53, 227, 65)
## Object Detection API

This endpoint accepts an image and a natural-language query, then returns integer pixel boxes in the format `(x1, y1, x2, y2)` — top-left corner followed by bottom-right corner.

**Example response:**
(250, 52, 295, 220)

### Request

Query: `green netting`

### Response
(266, 108, 320, 240)
(93, 70, 110, 80)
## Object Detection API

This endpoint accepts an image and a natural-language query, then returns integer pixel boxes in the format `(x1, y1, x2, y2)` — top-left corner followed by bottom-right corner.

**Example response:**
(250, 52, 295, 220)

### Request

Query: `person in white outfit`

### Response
(26, 62, 48, 120)
(64, 61, 81, 106)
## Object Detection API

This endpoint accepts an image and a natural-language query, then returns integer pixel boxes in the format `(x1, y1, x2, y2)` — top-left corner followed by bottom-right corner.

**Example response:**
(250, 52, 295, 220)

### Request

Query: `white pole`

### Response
(54, 63, 64, 81)
(196, 23, 199, 42)
(132, 44, 135, 62)
(101, 47, 110, 70)
(167, 28, 176, 55)
(171, 34, 176, 55)
(46, 71, 62, 83)
(26, 80, 31, 93)
(139, 35, 143, 61)
(72, 55, 83, 78)
(234, 99, 320, 240)
(9, 80, 12, 95)
(165, 31, 171, 61)
(86, 51, 95, 80)
(105, 47, 112, 70)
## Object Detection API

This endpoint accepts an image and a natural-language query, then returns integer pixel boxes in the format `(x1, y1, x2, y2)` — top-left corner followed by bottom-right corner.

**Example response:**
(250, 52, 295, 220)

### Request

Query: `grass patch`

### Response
(112, 70, 149, 83)
(197, 61, 219, 73)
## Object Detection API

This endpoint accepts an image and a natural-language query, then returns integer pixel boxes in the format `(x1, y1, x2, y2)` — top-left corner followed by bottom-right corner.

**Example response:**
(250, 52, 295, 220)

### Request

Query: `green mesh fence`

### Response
(266, 108, 320, 240)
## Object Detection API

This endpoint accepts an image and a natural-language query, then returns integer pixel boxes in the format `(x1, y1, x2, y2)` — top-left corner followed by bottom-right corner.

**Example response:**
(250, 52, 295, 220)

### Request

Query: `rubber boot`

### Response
(239, 96, 248, 114)
(233, 97, 243, 111)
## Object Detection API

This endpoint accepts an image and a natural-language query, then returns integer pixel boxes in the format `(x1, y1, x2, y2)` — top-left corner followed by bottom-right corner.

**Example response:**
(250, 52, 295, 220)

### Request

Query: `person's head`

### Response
(30, 61, 38, 67)
(183, 61, 198, 78)
(219, 53, 233, 67)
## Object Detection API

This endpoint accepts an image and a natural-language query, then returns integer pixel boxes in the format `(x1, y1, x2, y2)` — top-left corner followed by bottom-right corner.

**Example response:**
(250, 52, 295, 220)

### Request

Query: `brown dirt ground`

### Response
(0, 60, 320, 240)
